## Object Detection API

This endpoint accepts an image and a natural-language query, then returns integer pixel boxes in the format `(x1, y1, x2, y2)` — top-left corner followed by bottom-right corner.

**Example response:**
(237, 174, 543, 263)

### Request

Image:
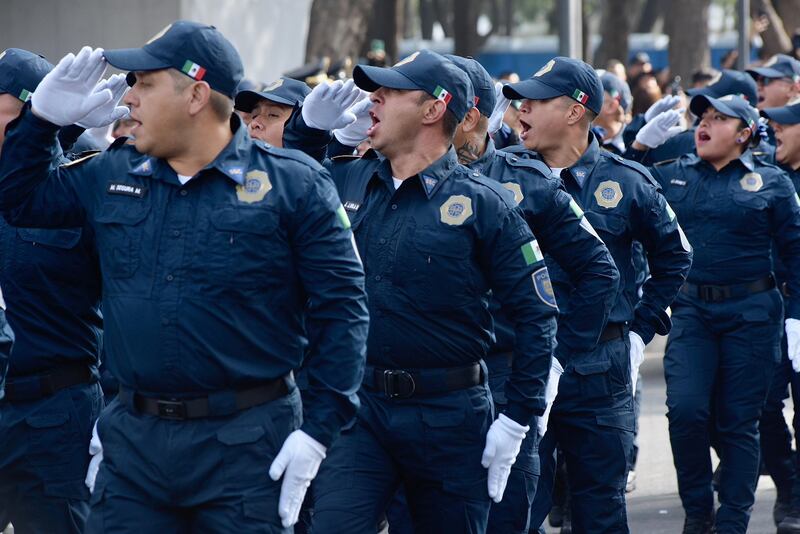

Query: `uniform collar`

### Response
(376, 146, 459, 199)
(469, 135, 496, 175)
(686, 150, 755, 172)
(565, 133, 601, 188)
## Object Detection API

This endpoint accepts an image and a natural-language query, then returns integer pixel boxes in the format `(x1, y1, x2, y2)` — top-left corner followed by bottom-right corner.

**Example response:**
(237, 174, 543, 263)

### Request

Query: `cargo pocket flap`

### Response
(596, 413, 634, 432)
(216, 425, 266, 445)
(572, 359, 612, 376)
(25, 411, 70, 428)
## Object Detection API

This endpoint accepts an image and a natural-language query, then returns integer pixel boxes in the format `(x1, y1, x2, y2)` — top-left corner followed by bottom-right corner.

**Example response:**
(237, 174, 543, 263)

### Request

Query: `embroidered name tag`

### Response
(107, 183, 147, 198)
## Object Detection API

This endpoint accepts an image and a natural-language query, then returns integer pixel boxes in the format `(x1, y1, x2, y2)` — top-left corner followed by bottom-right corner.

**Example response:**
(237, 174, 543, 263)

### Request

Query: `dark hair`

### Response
(417, 92, 459, 140)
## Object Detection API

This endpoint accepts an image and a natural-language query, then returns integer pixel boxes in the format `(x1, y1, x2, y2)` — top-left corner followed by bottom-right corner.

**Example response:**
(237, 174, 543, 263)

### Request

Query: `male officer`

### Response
(594, 71, 633, 155)
(444, 54, 620, 534)
(503, 57, 692, 532)
(758, 98, 800, 532)
(290, 49, 559, 533)
(0, 48, 122, 534)
(235, 76, 311, 146)
(0, 21, 369, 533)
(747, 54, 800, 110)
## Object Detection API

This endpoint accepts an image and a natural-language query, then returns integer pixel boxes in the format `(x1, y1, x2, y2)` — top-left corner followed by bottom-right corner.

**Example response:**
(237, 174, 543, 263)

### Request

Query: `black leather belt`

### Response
(681, 275, 775, 303)
(4, 363, 94, 402)
(363, 362, 483, 399)
(599, 322, 628, 343)
(119, 378, 290, 420)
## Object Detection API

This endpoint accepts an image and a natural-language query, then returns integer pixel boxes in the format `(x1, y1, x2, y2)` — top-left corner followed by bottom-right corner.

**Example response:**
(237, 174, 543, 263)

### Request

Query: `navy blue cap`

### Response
(353, 49, 475, 122)
(0, 48, 53, 102)
(690, 94, 761, 140)
(747, 54, 800, 82)
(600, 71, 632, 112)
(444, 55, 495, 118)
(760, 98, 800, 125)
(235, 77, 311, 112)
(630, 51, 651, 65)
(687, 69, 758, 105)
(104, 20, 244, 99)
(503, 57, 604, 115)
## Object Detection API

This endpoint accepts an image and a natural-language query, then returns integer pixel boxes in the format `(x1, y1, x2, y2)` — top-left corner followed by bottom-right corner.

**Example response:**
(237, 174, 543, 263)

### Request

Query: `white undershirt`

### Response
(392, 177, 403, 190)
(550, 167, 564, 179)
(177, 174, 193, 185)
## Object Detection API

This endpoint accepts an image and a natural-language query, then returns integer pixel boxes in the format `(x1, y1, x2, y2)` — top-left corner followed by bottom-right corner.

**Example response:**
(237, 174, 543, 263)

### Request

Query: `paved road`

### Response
(545, 336, 788, 534)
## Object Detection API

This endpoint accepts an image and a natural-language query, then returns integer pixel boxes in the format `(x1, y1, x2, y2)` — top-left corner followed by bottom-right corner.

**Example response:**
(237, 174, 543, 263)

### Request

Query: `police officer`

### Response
(747, 54, 800, 111)
(757, 97, 800, 533)
(292, 49, 559, 533)
(593, 70, 633, 156)
(234, 76, 311, 146)
(0, 21, 369, 532)
(0, 48, 124, 534)
(649, 94, 800, 534)
(503, 57, 692, 533)
(445, 54, 620, 534)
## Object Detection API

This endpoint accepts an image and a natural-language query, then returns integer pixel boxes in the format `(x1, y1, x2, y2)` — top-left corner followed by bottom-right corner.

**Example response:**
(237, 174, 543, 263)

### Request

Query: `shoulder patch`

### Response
(61, 151, 100, 168)
(532, 267, 558, 308)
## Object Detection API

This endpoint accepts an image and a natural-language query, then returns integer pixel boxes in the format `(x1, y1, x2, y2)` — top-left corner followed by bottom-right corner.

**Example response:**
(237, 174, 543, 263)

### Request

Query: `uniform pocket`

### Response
(25, 411, 78, 467)
(572, 359, 612, 399)
(16, 227, 82, 249)
(95, 202, 150, 279)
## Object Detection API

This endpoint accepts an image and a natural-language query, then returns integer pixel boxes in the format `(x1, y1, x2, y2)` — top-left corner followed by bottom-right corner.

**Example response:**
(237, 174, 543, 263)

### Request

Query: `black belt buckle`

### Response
(157, 399, 187, 420)
(383, 370, 416, 399)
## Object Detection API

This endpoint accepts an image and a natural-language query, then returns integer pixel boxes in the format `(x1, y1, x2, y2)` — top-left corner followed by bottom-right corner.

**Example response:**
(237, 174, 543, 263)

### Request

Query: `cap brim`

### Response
(103, 48, 172, 72)
(234, 90, 294, 112)
(761, 105, 800, 125)
(746, 67, 785, 79)
(502, 79, 563, 101)
(690, 95, 738, 119)
(353, 65, 420, 92)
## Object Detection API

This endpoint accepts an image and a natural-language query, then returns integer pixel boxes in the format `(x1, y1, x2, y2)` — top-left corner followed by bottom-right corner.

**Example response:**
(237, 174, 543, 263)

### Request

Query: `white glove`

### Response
(538, 358, 564, 437)
(301, 79, 362, 131)
(629, 331, 646, 393)
(786, 319, 800, 373)
(635, 109, 684, 148)
(85, 421, 103, 493)
(268, 429, 327, 528)
(333, 94, 373, 146)
(31, 46, 114, 127)
(488, 82, 512, 135)
(481, 413, 529, 503)
(644, 95, 682, 122)
(77, 73, 129, 129)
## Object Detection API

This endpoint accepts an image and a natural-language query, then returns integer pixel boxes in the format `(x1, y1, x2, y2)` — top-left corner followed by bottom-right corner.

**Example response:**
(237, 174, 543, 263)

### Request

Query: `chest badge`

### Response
(740, 172, 763, 192)
(594, 180, 623, 209)
(236, 170, 272, 203)
(502, 182, 524, 205)
(440, 195, 473, 226)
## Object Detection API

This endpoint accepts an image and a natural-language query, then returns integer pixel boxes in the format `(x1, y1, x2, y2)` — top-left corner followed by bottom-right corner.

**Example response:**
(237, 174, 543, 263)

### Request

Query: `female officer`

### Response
(649, 94, 800, 534)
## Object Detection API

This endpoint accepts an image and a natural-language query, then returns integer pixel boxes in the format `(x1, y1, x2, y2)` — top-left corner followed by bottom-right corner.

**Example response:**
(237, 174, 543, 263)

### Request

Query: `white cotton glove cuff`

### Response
(644, 94, 682, 122)
(537, 358, 564, 437)
(481, 413, 529, 503)
(85, 420, 103, 493)
(629, 331, 646, 392)
(488, 82, 512, 135)
(268, 429, 327, 528)
(332, 96, 373, 146)
(301, 79, 361, 131)
(635, 109, 684, 148)
(786, 318, 800, 372)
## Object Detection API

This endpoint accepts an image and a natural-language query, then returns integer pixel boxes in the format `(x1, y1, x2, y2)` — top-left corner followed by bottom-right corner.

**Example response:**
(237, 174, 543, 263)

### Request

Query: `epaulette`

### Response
(255, 141, 324, 170)
(501, 150, 551, 176)
(331, 154, 361, 161)
(653, 158, 678, 167)
(464, 168, 518, 209)
(605, 151, 660, 188)
(61, 150, 101, 168)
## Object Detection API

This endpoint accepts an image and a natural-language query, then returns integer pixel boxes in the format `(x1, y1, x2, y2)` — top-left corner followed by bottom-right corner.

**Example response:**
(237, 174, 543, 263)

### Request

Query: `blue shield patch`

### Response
(532, 267, 557, 308)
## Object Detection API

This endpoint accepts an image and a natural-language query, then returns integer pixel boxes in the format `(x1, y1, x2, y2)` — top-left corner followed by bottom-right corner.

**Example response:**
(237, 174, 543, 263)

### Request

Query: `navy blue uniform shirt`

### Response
(773, 165, 800, 289)
(329, 147, 558, 426)
(0, 108, 369, 447)
(651, 152, 800, 318)
(468, 137, 619, 356)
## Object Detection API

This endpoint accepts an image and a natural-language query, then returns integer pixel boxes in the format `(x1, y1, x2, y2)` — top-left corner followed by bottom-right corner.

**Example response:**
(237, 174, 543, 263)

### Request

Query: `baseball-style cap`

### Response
(353, 49, 475, 121)
(444, 54, 495, 118)
(747, 54, 800, 82)
(690, 94, 761, 140)
(103, 20, 244, 99)
(503, 57, 604, 115)
(686, 69, 758, 106)
(630, 51, 651, 65)
(760, 97, 800, 125)
(0, 48, 53, 102)
(235, 77, 311, 112)
(599, 71, 632, 113)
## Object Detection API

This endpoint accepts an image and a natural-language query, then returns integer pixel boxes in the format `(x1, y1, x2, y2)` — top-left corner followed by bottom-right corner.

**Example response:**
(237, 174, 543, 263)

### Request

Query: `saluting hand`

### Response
(77, 73, 130, 129)
(301, 79, 363, 131)
(488, 82, 512, 135)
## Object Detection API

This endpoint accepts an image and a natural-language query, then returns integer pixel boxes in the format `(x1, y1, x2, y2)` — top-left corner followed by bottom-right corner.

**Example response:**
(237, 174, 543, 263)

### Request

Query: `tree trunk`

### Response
(774, 0, 800, 39)
(366, 0, 403, 63)
(753, 0, 794, 56)
(636, 0, 662, 33)
(305, 0, 375, 62)
(666, 0, 710, 82)
(504, 0, 515, 36)
(432, 0, 454, 37)
(420, 0, 435, 39)
(454, 0, 489, 57)
(594, 0, 638, 66)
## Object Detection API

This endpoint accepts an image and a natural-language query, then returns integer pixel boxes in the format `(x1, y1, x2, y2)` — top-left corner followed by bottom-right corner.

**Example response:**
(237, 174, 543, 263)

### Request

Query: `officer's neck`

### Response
(540, 129, 589, 169)
(166, 119, 234, 177)
(387, 137, 450, 181)
(706, 148, 745, 172)
(455, 128, 489, 166)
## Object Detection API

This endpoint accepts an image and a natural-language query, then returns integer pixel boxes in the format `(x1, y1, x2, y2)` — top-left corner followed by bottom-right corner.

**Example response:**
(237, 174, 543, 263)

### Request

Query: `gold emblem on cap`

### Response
(394, 51, 420, 67)
(707, 71, 722, 86)
(719, 94, 736, 102)
(502, 182, 524, 205)
(146, 24, 173, 45)
(740, 172, 763, 192)
(0, 51, 6, 62)
(594, 180, 623, 209)
(264, 78, 284, 92)
(439, 195, 473, 226)
(534, 59, 555, 77)
(236, 170, 272, 203)
(764, 55, 779, 67)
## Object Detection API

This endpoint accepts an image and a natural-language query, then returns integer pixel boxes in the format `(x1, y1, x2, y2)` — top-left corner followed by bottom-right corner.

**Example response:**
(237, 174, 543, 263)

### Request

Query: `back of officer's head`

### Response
(104, 21, 243, 159)
(445, 55, 495, 147)
(0, 48, 52, 150)
(353, 49, 473, 157)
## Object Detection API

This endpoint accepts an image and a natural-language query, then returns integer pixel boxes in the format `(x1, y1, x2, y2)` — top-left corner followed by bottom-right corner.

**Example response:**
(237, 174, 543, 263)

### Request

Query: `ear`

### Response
(421, 97, 448, 126)
(187, 81, 213, 117)
(460, 107, 482, 133)
(737, 126, 753, 144)
(565, 102, 588, 126)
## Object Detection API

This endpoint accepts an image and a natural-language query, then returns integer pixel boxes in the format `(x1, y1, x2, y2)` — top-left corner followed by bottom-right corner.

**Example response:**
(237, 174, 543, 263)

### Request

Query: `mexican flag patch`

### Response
(181, 60, 206, 80)
(433, 85, 452, 105)
(572, 88, 589, 104)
